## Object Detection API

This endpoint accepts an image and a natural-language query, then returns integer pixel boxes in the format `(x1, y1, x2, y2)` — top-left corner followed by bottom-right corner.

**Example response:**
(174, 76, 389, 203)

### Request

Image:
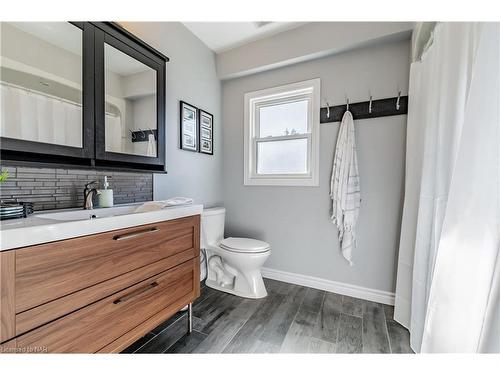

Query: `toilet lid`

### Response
(220, 237, 270, 253)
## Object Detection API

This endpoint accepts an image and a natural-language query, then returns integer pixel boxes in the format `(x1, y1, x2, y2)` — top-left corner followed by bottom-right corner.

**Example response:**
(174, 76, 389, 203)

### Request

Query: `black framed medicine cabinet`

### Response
(0, 22, 167, 172)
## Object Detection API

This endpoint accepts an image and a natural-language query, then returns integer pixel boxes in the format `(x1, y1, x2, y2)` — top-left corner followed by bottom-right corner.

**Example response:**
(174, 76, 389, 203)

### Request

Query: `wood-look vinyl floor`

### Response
(123, 278, 413, 354)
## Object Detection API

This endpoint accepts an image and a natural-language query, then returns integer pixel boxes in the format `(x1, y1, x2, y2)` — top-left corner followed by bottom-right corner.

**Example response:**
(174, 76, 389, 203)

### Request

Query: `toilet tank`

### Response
(201, 207, 226, 248)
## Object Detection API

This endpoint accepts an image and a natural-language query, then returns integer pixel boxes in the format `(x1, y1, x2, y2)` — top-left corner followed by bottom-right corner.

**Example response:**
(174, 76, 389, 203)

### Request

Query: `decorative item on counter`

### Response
(98, 176, 114, 208)
(0, 170, 9, 183)
(180, 101, 199, 152)
(0, 170, 33, 220)
(0, 201, 33, 220)
(133, 197, 194, 213)
(21, 201, 34, 216)
(198, 109, 213, 155)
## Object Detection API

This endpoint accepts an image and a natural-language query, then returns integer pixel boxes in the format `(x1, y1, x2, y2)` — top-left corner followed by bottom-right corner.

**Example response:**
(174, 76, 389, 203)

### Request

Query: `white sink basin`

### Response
(1, 203, 204, 251)
(35, 205, 138, 221)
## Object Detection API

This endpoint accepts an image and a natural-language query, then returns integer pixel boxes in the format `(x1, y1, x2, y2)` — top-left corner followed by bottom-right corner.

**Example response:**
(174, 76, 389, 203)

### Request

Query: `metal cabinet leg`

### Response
(188, 303, 193, 334)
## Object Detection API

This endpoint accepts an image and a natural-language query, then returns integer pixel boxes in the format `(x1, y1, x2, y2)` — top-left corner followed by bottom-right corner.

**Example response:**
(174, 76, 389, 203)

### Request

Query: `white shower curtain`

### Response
(105, 114, 123, 153)
(394, 22, 500, 353)
(0, 83, 82, 147)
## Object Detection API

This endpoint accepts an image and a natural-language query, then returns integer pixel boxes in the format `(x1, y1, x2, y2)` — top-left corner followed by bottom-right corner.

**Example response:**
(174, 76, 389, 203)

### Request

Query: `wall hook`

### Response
(326, 102, 330, 118)
(369, 94, 373, 114)
(396, 91, 401, 111)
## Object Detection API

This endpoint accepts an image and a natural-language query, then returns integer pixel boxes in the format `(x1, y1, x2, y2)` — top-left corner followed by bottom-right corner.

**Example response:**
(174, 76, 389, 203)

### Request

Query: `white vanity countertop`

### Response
(0, 203, 204, 251)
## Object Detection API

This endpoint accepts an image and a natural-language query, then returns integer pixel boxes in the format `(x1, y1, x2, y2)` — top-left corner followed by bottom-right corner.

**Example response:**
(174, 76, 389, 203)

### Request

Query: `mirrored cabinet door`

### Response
(0, 22, 166, 170)
(104, 43, 157, 157)
(0, 22, 94, 158)
(95, 26, 165, 169)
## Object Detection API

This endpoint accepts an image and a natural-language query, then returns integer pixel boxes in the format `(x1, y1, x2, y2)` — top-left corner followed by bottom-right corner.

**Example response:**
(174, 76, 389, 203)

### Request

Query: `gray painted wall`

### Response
(121, 22, 223, 207)
(221, 40, 410, 293)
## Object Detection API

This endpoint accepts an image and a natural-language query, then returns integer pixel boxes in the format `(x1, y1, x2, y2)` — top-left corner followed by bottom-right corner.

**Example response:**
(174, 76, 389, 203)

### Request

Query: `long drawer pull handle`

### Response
(113, 282, 159, 305)
(113, 227, 159, 241)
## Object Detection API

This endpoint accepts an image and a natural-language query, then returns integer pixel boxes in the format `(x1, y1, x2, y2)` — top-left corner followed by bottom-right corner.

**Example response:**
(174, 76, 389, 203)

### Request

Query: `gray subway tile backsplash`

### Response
(0, 164, 153, 211)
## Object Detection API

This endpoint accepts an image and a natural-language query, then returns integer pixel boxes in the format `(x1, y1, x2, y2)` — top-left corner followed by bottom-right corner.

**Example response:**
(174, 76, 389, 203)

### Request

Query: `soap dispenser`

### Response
(98, 176, 114, 208)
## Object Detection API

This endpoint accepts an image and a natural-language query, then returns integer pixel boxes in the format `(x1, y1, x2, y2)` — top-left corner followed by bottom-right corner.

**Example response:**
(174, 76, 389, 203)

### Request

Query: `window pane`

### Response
(259, 100, 308, 137)
(257, 138, 308, 174)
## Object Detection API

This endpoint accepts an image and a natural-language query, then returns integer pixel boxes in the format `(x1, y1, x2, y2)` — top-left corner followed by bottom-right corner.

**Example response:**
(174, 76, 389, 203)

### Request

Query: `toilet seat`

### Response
(220, 237, 270, 254)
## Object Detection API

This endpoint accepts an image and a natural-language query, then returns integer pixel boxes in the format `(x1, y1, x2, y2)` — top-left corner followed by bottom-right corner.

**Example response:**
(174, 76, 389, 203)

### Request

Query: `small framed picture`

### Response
(200, 139, 212, 154)
(180, 101, 198, 152)
(200, 127, 212, 139)
(198, 109, 213, 155)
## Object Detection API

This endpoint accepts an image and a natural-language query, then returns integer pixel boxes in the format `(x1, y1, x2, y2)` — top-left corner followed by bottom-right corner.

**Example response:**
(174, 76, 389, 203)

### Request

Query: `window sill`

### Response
(244, 176, 319, 187)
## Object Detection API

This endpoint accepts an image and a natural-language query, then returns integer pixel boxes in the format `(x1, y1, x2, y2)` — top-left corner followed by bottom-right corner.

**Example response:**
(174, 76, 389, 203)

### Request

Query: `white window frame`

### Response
(244, 78, 320, 186)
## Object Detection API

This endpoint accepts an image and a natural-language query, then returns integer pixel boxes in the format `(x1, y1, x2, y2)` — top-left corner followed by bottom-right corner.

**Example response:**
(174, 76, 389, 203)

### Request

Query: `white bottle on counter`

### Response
(98, 176, 114, 208)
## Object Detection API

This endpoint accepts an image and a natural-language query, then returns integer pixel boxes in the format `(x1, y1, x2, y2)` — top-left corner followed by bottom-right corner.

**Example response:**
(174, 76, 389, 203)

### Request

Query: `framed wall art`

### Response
(179, 101, 198, 152)
(199, 109, 213, 155)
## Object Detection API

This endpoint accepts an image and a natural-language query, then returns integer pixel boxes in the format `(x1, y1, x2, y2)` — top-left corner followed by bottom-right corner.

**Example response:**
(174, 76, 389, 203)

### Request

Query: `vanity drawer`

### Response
(14, 215, 200, 313)
(13, 258, 198, 353)
(15, 248, 196, 336)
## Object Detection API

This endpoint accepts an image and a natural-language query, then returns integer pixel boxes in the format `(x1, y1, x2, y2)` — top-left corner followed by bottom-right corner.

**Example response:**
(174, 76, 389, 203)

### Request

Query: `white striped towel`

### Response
(330, 110, 361, 266)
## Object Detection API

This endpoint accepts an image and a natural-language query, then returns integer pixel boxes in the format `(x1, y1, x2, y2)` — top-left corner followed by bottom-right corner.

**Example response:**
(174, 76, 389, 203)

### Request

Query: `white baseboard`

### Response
(261, 267, 395, 305)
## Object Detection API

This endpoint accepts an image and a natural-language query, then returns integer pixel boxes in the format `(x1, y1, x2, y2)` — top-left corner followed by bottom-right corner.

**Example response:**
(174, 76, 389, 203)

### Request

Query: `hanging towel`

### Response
(330, 110, 361, 265)
(146, 133, 157, 157)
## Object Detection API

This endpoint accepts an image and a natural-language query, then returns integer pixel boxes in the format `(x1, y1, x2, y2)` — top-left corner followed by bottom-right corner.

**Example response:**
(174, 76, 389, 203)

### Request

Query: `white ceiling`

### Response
(9, 22, 82, 56)
(183, 22, 307, 53)
(8, 22, 150, 77)
(105, 43, 151, 76)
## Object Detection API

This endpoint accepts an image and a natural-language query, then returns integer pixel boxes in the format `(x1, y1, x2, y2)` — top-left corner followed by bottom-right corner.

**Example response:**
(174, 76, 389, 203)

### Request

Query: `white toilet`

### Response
(201, 207, 270, 299)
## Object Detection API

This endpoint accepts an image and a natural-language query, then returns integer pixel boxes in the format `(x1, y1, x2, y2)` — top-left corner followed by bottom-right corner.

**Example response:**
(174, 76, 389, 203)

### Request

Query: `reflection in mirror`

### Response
(0, 22, 83, 147)
(104, 43, 157, 158)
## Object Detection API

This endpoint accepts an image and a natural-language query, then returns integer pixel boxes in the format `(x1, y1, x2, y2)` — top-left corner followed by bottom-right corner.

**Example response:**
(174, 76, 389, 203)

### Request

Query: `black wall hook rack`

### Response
(131, 129, 158, 143)
(321, 95, 408, 123)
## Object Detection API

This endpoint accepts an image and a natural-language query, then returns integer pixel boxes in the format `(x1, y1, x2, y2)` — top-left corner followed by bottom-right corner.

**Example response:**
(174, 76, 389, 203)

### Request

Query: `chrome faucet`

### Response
(83, 181, 101, 210)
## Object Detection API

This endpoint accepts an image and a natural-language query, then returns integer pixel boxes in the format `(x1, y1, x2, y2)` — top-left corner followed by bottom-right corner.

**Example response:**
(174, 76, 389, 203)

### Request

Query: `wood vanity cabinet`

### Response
(0, 215, 200, 353)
